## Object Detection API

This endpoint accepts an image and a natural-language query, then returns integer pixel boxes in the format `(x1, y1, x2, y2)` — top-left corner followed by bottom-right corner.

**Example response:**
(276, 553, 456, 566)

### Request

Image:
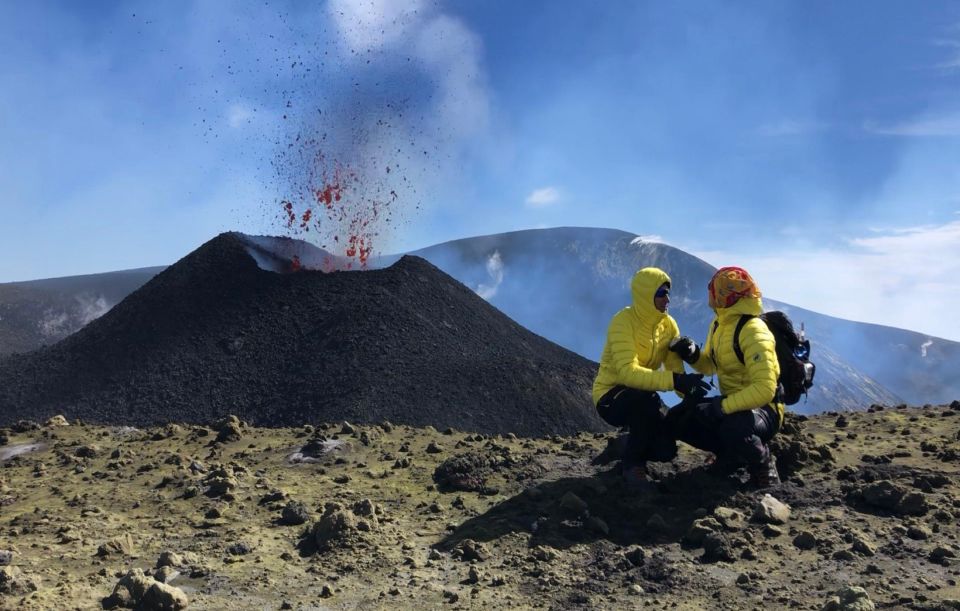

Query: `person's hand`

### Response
(669, 336, 701, 364)
(664, 396, 696, 435)
(696, 396, 726, 424)
(673, 373, 710, 396)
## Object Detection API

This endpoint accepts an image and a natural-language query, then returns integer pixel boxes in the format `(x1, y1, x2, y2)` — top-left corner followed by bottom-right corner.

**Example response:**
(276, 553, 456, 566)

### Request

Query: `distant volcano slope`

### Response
(0, 233, 606, 436)
(0, 266, 163, 357)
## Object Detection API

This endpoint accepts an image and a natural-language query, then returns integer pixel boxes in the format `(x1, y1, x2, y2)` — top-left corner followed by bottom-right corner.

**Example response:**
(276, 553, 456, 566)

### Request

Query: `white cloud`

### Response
(864, 114, 960, 137)
(414, 15, 490, 138)
(756, 119, 827, 137)
(525, 187, 560, 208)
(318, 0, 489, 228)
(325, 0, 490, 140)
(689, 220, 960, 342)
(932, 33, 960, 70)
(475, 250, 504, 300)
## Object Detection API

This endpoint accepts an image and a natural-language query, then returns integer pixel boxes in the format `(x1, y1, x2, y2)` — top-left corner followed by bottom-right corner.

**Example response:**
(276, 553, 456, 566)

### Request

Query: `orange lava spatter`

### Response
(276, 149, 394, 271)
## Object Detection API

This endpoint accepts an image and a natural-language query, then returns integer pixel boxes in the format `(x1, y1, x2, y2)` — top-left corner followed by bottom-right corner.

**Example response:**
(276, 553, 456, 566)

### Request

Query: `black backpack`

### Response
(733, 311, 815, 405)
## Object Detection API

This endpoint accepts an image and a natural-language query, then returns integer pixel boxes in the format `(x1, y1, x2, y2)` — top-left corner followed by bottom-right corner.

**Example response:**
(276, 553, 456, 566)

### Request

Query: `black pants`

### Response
(596, 386, 677, 466)
(677, 404, 780, 468)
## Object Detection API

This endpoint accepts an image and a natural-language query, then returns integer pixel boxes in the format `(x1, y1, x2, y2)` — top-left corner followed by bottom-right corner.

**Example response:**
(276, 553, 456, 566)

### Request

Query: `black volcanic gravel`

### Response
(0, 233, 607, 436)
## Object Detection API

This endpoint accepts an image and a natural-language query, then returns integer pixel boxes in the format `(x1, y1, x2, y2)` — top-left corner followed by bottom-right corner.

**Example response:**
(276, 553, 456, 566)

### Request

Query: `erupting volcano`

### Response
(275, 146, 388, 269)
(0, 233, 604, 436)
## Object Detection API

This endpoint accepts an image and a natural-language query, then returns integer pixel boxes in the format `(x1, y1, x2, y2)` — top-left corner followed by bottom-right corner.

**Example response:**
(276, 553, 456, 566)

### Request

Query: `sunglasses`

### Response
(655, 287, 670, 299)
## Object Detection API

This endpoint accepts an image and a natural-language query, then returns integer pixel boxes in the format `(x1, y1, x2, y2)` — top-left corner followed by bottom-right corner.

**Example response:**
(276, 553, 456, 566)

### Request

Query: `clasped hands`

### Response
(668, 335, 700, 364)
(669, 337, 724, 423)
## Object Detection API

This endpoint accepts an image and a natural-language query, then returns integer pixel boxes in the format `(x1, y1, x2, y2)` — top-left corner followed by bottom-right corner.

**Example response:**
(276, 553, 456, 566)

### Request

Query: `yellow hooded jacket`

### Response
(689, 295, 785, 425)
(592, 267, 685, 405)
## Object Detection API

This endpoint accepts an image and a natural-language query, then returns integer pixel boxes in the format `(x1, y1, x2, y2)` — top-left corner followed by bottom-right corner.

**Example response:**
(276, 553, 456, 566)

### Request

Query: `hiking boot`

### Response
(748, 455, 781, 488)
(704, 453, 737, 478)
(621, 462, 656, 493)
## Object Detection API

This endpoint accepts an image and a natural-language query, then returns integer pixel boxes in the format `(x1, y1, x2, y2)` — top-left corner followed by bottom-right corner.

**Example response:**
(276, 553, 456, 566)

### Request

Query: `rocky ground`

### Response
(3, 403, 960, 610)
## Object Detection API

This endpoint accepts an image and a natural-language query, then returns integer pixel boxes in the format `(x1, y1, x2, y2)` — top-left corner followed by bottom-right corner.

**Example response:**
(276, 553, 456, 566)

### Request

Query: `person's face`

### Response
(654, 284, 670, 313)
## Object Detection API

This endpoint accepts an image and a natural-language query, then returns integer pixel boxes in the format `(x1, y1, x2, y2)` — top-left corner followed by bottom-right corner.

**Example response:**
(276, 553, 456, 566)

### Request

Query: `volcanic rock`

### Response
(203, 469, 238, 498)
(0, 233, 604, 436)
(907, 523, 932, 540)
(755, 494, 791, 524)
(280, 501, 310, 526)
(685, 517, 721, 546)
(153, 566, 179, 584)
(97, 533, 135, 557)
(713, 507, 746, 531)
(452, 539, 489, 562)
(793, 531, 818, 550)
(433, 446, 539, 492)
(0, 566, 39, 595)
(312, 503, 361, 551)
(45, 414, 69, 427)
(929, 545, 957, 564)
(105, 568, 189, 611)
(821, 586, 875, 610)
(850, 533, 877, 556)
(860, 480, 905, 509)
(157, 551, 183, 568)
(702, 532, 736, 562)
(215, 415, 245, 443)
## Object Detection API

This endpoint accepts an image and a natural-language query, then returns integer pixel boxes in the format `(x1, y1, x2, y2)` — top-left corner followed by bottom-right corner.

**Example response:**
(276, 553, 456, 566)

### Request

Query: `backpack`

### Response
(733, 311, 815, 405)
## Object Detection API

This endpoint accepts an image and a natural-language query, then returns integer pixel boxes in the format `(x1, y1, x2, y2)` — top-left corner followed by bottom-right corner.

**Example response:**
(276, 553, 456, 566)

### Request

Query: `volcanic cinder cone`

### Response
(0, 232, 606, 436)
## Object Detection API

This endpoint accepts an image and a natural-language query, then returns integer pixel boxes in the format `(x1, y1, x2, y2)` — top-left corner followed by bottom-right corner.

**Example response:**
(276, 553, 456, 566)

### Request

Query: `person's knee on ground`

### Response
(714, 414, 780, 485)
(646, 434, 678, 463)
(597, 387, 669, 466)
(712, 412, 758, 465)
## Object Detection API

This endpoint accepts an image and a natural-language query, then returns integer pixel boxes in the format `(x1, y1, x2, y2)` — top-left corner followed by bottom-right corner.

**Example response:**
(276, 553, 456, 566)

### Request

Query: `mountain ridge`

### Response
(2, 227, 957, 412)
(0, 232, 604, 435)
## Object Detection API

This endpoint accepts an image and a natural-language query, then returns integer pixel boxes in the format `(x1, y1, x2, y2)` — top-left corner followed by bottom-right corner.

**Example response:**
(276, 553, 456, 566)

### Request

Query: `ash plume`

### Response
(262, 0, 489, 268)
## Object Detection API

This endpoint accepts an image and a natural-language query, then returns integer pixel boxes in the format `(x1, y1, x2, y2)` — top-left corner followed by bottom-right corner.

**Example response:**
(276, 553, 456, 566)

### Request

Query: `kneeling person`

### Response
(593, 267, 709, 489)
(669, 266, 783, 487)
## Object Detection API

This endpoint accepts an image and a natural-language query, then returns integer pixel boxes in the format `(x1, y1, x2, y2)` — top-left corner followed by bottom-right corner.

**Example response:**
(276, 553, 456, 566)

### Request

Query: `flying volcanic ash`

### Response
(267, 0, 489, 271)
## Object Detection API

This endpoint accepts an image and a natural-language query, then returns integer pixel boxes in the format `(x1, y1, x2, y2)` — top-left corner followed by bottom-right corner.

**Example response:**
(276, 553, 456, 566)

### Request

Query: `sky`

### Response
(1, 1, 959, 341)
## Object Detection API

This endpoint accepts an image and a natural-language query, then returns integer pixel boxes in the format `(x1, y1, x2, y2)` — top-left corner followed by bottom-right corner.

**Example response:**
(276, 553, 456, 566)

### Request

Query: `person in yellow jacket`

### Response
(668, 266, 784, 487)
(593, 267, 710, 488)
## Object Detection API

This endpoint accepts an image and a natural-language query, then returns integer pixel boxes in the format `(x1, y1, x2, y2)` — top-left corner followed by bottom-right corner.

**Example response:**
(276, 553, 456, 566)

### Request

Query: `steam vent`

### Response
(0, 233, 605, 436)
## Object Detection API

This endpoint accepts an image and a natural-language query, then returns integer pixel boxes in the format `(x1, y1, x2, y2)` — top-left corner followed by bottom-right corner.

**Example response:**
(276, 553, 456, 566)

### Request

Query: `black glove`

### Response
(673, 373, 711, 396)
(664, 395, 698, 436)
(669, 336, 701, 364)
(696, 396, 726, 424)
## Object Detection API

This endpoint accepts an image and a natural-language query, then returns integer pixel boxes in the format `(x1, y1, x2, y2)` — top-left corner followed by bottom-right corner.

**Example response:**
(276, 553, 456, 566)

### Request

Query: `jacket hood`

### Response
(630, 267, 671, 322)
(715, 294, 764, 320)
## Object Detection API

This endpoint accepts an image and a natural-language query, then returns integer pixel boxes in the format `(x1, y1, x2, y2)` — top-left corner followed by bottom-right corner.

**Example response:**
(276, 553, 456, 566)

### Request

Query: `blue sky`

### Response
(1, 1, 959, 341)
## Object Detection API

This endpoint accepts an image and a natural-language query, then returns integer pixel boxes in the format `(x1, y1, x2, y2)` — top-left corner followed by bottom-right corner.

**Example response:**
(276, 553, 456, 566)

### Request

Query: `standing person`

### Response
(593, 267, 710, 489)
(668, 266, 783, 487)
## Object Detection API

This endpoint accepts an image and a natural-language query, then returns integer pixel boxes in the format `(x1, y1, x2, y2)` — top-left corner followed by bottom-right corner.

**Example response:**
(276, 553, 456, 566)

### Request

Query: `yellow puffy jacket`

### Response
(592, 267, 685, 405)
(689, 295, 785, 425)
